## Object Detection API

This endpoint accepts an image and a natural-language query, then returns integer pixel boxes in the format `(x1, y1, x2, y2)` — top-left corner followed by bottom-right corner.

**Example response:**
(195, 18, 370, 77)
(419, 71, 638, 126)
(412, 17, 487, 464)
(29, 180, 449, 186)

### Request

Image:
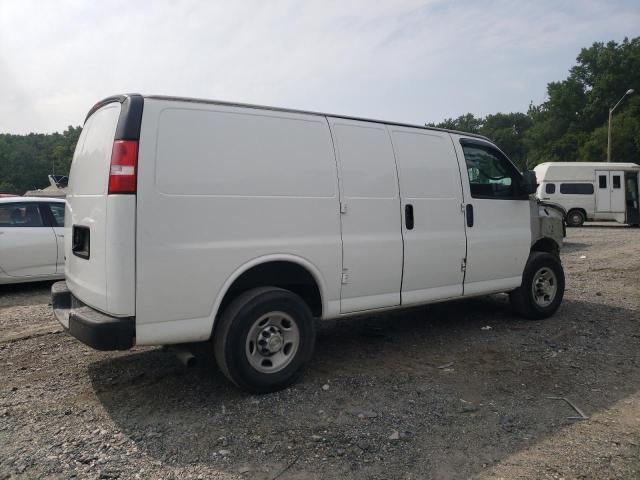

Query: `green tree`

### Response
(526, 37, 640, 165)
(480, 112, 533, 168)
(428, 113, 483, 134)
(0, 126, 82, 194)
(428, 112, 532, 168)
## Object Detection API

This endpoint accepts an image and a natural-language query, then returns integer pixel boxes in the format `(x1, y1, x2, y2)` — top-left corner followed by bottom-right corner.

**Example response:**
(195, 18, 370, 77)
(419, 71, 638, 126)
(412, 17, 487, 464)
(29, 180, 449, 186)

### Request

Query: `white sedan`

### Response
(0, 197, 66, 284)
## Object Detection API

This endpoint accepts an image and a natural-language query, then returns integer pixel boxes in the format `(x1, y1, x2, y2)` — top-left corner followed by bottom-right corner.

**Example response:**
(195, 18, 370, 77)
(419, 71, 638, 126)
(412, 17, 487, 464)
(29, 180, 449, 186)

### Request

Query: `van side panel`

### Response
(538, 182, 596, 218)
(135, 100, 341, 344)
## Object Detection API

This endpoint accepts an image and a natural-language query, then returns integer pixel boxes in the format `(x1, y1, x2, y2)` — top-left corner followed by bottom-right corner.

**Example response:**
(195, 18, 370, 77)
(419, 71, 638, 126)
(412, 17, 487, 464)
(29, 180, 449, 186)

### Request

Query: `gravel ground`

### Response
(1, 225, 639, 479)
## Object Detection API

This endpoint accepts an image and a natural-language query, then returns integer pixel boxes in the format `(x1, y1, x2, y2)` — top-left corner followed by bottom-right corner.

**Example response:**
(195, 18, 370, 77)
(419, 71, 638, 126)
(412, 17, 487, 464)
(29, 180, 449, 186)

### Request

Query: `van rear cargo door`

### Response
(65, 99, 138, 316)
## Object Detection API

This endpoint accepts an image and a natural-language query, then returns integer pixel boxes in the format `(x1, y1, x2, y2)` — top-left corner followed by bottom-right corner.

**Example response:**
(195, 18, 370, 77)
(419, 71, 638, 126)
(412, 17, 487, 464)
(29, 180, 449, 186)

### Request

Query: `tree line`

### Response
(1, 38, 638, 194)
(0, 126, 81, 194)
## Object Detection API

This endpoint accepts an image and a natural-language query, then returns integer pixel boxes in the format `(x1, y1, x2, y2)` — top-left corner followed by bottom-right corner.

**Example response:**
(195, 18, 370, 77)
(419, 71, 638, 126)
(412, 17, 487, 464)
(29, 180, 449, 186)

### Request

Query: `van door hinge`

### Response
(340, 202, 347, 214)
(341, 270, 349, 284)
(461, 258, 467, 272)
(460, 202, 466, 213)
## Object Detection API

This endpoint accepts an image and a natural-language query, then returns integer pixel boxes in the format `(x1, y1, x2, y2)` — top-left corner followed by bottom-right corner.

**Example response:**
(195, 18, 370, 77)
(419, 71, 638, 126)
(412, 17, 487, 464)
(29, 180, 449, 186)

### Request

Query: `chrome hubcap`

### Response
(531, 267, 557, 307)
(246, 312, 300, 373)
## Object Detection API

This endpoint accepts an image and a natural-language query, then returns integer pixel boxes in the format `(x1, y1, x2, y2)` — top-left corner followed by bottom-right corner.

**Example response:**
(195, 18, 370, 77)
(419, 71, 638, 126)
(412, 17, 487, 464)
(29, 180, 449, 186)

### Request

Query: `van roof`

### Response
(534, 162, 640, 182)
(535, 162, 640, 169)
(87, 94, 491, 142)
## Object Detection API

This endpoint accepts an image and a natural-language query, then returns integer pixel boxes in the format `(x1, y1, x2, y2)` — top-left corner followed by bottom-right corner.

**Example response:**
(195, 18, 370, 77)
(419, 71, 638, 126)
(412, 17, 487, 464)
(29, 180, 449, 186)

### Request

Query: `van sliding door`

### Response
(388, 127, 466, 305)
(328, 118, 403, 313)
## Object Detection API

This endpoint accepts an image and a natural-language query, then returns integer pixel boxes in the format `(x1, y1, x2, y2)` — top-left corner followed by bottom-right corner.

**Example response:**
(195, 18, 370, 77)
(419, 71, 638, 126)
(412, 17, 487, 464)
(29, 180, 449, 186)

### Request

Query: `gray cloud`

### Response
(1, 0, 639, 133)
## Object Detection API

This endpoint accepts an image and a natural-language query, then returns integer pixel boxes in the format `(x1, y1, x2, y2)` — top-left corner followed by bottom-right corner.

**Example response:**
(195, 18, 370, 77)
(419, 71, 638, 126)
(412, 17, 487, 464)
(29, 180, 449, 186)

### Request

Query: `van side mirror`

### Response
(521, 170, 538, 195)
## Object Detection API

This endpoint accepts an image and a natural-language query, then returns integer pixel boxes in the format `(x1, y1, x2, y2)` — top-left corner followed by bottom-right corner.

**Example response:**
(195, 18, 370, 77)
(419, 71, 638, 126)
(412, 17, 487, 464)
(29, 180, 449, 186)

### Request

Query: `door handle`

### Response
(466, 204, 474, 227)
(405, 204, 414, 230)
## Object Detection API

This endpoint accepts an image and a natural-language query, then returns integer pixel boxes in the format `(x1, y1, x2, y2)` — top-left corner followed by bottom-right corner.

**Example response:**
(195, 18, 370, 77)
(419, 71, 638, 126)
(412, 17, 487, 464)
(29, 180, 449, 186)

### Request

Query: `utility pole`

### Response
(607, 89, 634, 162)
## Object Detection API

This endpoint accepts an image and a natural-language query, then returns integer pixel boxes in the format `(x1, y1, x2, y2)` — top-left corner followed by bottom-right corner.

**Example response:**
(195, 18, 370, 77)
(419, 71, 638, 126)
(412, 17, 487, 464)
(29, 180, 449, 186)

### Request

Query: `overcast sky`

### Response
(1, 0, 639, 134)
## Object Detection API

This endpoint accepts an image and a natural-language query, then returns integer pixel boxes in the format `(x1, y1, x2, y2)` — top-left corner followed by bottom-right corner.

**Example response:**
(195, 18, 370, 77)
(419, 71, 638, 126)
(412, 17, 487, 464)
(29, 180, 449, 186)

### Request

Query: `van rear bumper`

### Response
(51, 281, 135, 351)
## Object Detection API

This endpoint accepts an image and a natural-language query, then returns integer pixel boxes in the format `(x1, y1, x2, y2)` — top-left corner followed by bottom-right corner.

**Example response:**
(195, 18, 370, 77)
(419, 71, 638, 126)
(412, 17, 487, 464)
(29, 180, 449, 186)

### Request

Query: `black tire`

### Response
(566, 209, 585, 227)
(510, 252, 565, 320)
(213, 287, 316, 393)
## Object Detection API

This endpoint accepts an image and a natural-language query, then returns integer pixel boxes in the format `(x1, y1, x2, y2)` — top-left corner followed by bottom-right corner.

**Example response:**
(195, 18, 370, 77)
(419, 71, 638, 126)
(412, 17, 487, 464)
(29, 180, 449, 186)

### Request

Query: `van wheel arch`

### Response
(531, 237, 560, 259)
(212, 260, 324, 339)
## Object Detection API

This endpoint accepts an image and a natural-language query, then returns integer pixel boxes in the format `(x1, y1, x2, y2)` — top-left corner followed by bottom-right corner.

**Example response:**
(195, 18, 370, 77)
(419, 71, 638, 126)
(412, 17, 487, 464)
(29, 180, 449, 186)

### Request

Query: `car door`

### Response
(327, 117, 403, 313)
(451, 136, 531, 296)
(0, 202, 58, 278)
(42, 202, 66, 273)
(389, 126, 467, 305)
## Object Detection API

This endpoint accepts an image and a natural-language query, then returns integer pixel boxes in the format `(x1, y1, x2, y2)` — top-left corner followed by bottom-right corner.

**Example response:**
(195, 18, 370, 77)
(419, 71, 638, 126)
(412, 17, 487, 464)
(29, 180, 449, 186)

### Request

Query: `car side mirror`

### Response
(521, 170, 538, 195)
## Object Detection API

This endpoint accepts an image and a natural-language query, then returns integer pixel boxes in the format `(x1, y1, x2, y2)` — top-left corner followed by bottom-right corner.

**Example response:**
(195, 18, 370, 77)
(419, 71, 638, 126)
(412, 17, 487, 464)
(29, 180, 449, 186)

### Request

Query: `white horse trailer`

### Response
(534, 162, 640, 227)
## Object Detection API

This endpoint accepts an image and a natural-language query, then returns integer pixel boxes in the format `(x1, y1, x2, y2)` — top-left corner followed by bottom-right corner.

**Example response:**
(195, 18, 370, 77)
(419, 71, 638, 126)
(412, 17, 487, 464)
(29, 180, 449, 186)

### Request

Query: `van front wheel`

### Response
(510, 252, 565, 320)
(213, 287, 316, 393)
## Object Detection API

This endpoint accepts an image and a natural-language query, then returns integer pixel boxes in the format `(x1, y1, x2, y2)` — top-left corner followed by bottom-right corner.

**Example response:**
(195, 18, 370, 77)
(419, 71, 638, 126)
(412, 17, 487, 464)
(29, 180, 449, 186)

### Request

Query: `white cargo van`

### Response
(53, 94, 565, 392)
(534, 162, 640, 227)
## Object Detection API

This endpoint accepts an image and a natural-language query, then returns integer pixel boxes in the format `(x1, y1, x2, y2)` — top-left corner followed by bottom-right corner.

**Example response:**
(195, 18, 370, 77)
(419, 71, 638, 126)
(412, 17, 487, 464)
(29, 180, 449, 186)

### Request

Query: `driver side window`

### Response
(461, 142, 522, 199)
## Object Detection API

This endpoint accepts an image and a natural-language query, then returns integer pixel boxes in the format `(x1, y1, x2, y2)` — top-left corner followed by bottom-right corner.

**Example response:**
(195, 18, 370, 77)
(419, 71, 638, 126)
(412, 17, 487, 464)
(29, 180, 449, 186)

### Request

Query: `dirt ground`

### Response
(1, 225, 639, 480)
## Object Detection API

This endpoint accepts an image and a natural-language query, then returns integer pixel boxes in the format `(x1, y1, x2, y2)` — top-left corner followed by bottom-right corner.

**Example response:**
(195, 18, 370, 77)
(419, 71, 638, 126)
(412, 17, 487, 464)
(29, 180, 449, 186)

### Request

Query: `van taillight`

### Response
(108, 140, 138, 194)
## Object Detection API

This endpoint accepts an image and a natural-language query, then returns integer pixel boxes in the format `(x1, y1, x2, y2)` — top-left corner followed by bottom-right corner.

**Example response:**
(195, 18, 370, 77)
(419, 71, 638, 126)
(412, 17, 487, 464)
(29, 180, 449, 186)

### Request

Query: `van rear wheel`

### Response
(510, 252, 565, 320)
(566, 209, 585, 227)
(213, 287, 316, 393)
